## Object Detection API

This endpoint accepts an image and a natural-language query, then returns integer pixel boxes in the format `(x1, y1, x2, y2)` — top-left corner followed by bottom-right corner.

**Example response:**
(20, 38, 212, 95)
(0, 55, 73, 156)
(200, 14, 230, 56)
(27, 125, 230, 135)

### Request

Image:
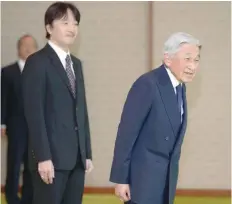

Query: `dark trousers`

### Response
(124, 177, 169, 204)
(31, 159, 85, 204)
(5, 130, 33, 204)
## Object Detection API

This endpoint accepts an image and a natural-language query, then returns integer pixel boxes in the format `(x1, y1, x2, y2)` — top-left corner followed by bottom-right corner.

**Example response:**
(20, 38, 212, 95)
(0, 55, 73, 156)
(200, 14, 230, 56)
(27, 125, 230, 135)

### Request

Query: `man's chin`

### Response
(65, 38, 75, 45)
(185, 73, 197, 82)
(182, 77, 194, 83)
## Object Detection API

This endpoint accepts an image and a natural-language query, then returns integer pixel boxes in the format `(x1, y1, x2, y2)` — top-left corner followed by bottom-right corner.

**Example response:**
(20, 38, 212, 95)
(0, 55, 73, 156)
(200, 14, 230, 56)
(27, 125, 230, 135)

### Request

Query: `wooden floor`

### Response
(1, 194, 231, 204)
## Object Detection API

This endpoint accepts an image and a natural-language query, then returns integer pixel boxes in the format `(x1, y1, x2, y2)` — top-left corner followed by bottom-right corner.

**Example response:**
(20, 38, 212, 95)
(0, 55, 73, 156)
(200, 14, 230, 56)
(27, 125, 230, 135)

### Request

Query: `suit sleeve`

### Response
(79, 61, 92, 159)
(1, 68, 9, 125)
(110, 76, 152, 184)
(22, 56, 52, 162)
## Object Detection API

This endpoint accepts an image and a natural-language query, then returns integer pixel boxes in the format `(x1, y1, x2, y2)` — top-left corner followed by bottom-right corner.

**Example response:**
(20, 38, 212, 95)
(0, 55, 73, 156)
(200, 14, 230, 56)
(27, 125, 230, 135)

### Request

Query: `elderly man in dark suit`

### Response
(110, 32, 201, 204)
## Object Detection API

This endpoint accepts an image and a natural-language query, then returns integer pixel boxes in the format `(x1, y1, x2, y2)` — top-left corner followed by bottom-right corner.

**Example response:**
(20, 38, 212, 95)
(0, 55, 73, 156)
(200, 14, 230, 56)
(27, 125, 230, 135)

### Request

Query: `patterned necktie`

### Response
(65, 55, 76, 98)
(176, 84, 183, 120)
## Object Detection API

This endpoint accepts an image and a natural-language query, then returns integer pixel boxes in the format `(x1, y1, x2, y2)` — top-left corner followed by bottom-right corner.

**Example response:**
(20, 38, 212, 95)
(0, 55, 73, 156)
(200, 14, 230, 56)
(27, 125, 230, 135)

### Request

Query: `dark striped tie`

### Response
(65, 55, 76, 98)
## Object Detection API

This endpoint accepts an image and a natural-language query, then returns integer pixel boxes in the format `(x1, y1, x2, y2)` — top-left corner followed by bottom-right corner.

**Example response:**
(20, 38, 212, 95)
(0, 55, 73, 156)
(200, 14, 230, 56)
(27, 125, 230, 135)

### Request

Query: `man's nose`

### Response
(68, 24, 76, 32)
(187, 63, 196, 72)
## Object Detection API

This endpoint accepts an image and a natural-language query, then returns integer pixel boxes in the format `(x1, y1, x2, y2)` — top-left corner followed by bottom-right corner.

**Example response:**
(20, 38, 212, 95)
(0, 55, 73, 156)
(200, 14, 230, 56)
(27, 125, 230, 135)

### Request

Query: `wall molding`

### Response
(1, 185, 231, 197)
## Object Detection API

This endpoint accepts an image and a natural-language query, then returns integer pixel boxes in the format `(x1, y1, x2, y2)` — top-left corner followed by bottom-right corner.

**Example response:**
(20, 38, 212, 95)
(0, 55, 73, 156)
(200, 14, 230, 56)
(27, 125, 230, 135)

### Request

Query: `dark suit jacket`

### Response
(110, 65, 187, 204)
(22, 44, 92, 171)
(1, 62, 28, 139)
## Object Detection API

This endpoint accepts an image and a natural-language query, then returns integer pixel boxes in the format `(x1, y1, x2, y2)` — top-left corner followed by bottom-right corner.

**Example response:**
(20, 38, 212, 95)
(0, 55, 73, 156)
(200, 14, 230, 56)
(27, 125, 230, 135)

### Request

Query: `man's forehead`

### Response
(24, 36, 33, 40)
(185, 52, 200, 56)
(180, 45, 200, 54)
(20, 36, 34, 43)
(60, 10, 77, 21)
(174, 50, 200, 59)
(180, 43, 199, 50)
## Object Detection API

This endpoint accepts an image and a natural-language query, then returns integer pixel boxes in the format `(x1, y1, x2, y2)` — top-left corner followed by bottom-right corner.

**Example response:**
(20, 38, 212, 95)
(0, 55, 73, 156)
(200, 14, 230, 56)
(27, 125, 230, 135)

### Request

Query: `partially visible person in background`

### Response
(1, 34, 38, 204)
(110, 32, 201, 204)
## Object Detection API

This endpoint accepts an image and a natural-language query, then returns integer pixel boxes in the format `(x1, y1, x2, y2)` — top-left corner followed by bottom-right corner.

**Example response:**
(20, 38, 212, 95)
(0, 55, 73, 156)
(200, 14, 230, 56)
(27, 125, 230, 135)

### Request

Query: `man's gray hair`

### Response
(163, 32, 201, 55)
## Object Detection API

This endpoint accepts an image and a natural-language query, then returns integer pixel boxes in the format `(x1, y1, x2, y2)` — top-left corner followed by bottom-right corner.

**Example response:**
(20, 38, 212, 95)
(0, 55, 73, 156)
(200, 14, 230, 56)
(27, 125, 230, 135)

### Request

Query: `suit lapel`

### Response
(156, 65, 181, 136)
(45, 44, 74, 99)
(14, 63, 21, 76)
(13, 63, 22, 95)
(12, 62, 21, 81)
(71, 57, 83, 105)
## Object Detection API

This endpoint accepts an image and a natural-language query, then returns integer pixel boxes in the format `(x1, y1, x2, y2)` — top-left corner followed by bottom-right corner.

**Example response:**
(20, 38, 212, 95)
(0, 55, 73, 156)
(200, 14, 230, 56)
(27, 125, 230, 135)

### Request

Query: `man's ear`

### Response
(163, 53, 172, 67)
(46, 24, 52, 36)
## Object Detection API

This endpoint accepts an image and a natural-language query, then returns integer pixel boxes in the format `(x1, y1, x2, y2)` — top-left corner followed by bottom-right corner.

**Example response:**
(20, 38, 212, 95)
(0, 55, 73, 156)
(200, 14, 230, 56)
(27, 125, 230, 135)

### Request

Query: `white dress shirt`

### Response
(48, 40, 75, 76)
(165, 67, 184, 118)
(18, 59, 25, 72)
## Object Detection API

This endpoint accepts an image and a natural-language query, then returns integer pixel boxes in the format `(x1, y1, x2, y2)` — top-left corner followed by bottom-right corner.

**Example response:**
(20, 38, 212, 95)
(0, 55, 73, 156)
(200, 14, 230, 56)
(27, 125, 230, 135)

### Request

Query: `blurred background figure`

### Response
(1, 34, 38, 204)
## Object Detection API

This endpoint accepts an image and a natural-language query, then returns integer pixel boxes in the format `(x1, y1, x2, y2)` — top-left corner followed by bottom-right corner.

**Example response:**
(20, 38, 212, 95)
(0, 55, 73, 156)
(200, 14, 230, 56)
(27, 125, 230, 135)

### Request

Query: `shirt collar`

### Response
(164, 65, 181, 88)
(18, 59, 25, 71)
(48, 40, 71, 62)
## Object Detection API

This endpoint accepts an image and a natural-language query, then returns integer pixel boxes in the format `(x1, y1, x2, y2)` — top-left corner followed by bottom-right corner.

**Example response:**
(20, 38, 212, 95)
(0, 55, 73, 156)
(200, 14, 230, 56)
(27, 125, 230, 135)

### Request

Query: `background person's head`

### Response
(17, 34, 38, 61)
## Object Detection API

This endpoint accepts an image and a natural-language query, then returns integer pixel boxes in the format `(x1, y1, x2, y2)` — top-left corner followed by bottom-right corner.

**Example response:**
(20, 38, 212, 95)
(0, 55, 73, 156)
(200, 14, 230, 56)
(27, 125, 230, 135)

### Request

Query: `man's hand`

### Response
(38, 160, 54, 184)
(1, 127, 6, 137)
(115, 184, 131, 202)
(85, 159, 94, 174)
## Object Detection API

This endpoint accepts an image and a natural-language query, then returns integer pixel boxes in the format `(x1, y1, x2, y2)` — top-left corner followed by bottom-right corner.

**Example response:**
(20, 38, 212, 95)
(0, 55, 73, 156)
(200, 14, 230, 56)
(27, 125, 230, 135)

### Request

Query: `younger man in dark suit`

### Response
(22, 2, 93, 204)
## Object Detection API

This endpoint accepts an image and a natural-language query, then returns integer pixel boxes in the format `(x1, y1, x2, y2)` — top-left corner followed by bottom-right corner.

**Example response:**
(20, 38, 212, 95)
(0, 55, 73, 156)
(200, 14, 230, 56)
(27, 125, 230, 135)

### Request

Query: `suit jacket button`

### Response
(165, 137, 169, 141)
(75, 126, 78, 131)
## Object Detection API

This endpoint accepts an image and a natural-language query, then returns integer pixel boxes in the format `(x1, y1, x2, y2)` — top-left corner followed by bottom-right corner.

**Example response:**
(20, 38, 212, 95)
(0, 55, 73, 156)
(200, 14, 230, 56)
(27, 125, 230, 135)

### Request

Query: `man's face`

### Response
(18, 36, 37, 61)
(46, 9, 78, 50)
(164, 43, 200, 83)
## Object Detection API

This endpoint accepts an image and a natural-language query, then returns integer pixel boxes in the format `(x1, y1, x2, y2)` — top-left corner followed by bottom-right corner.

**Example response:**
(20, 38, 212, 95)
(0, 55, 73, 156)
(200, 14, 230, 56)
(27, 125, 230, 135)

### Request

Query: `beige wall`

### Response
(1, 1, 231, 189)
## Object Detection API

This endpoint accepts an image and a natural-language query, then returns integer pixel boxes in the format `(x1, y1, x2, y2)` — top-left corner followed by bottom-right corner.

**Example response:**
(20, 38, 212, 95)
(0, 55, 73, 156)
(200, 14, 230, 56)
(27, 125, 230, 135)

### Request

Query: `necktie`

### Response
(65, 55, 76, 98)
(176, 84, 183, 119)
